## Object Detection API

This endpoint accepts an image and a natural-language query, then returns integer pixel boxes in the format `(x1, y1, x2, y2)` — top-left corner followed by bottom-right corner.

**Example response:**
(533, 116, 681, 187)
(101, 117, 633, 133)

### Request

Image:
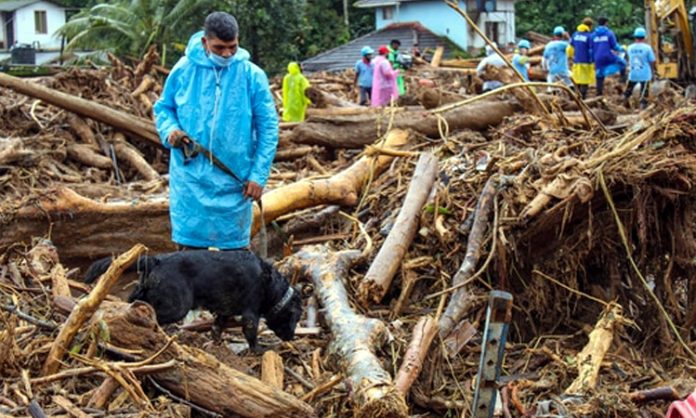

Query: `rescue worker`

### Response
(624, 27, 656, 109)
(592, 16, 626, 96)
(387, 39, 406, 95)
(371, 45, 399, 107)
(282, 62, 311, 122)
(543, 26, 572, 87)
(569, 17, 595, 99)
(153, 12, 278, 250)
(512, 39, 531, 81)
(476, 42, 506, 92)
(354, 46, 374, 106)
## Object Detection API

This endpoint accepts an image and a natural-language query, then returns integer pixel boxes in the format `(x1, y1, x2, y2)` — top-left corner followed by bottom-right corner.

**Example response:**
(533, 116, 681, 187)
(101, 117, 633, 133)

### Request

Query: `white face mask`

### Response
(208, 52, 233, 67)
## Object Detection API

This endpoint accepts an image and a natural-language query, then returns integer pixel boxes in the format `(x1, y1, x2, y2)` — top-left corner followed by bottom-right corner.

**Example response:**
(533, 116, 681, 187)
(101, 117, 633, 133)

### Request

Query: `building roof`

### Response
(0, 0, 62, 11)
(302, 22, 454, 73)
(354, 0, 421, 8)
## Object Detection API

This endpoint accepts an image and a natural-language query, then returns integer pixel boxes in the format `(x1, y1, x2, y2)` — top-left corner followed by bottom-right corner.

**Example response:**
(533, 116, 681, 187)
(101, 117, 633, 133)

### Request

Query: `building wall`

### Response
(14, 1, 66, 50)
(374, 0, 517, 51)
(376, 1, 468, 49)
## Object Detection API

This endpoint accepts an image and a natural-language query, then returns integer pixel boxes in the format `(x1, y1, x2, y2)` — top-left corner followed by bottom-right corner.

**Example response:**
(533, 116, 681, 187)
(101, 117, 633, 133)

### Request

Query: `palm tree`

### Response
(57, 0, 213, 61)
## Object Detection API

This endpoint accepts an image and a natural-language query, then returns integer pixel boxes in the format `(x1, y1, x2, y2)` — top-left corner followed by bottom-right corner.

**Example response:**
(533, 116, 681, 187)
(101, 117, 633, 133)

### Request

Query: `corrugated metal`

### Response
(0, 0, 40, 12)
(302, 23, 453, 73)
(354, 0, 421, 8)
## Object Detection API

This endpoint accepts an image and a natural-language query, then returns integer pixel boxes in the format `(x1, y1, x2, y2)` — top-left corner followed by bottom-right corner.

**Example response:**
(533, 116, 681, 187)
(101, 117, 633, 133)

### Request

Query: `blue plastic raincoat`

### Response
(153, 31, 279, 249)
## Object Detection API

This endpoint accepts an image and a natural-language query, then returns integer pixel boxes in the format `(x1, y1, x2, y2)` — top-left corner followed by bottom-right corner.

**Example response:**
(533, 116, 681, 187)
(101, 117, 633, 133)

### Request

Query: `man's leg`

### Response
(639, 81, 650, 109)
(623, 81, 637, 107)
(359, 87, 368, 106)
(578, 84, 588, 100)
(596, 76, 605, 96)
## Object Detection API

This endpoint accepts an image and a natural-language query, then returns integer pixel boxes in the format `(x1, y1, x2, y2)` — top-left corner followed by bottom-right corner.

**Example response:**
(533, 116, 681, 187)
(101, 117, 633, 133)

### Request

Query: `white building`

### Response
(0, 0, 69, 50)
(354, 0, 518, 52)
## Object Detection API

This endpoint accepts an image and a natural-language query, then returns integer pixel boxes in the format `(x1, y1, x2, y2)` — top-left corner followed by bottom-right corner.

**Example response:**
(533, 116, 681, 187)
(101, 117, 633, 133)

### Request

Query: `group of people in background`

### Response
(354, 39, 408, 108)
(283, 17, 658, 122)
(476, 17, 656, 109)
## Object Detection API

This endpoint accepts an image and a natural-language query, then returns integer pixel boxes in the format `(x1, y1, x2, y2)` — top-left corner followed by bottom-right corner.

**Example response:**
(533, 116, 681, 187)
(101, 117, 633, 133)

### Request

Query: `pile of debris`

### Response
(1, 46, 696, 418)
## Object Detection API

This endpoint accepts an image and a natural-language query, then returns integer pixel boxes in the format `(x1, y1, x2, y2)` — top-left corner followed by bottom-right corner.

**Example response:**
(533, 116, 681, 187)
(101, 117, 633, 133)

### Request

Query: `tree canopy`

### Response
(515, 0, 645, 42)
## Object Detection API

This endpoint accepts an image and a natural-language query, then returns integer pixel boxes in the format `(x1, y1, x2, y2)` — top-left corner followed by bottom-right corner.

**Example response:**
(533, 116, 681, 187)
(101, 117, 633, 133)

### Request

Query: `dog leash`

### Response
(171, 132, 269, 258)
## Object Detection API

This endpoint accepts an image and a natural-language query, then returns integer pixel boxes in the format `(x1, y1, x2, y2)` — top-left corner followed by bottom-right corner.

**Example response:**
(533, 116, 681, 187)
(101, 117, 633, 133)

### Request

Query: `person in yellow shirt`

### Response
(567, 17, 596, 99)
(282, 62, 311, 122)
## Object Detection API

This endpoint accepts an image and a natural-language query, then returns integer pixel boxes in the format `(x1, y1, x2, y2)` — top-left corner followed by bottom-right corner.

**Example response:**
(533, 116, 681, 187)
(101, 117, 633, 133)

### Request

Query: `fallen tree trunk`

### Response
(251, 129, 411, 234)
(284, 245, 408, 418)
(66, 144, 112, 169)
(359, 152, 438, 304)
(0, 72, 160, 145)
(0, 187, 173, 260)
(98, 301, 315, 417)
(290, 101, 520, 149)
(112, 133, 160, 181)
(439, 176, 498, 338)
(305, 86, 359, 108)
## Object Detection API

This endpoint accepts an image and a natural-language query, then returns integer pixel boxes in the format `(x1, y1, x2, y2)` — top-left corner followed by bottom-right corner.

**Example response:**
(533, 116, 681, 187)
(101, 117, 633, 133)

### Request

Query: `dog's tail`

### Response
(83, 255, 158, 284)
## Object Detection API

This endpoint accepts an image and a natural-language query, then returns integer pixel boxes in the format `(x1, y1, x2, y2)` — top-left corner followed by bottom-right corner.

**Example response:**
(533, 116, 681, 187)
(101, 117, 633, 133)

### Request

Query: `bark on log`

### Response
(394, 315, 438, 396)
(262, 351, 285, 390)
(305, 86, 359, 108)
(359, 153, 438, 304)
(43, 244, 146, 375)
(290, 101, 519, 149)
(306, 107, 374, 117)
(565, 303, 624, 395)
(0, 187, 173, 261)
(285, 245, 408, 418)
(98, 301, 315, 417)
(439, 176, 498, 338)
(112, 133, 160, 181)
(0, 72, 160, 145)
(66, 144, 112, 169)
(67, 116, 100, 149)
(274, 145, 316, 161)
(251, 129, 411, 235)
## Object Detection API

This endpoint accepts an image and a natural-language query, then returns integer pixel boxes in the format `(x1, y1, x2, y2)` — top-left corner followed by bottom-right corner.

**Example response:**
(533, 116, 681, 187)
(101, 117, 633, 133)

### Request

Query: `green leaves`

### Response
(516, 0, 643, 43)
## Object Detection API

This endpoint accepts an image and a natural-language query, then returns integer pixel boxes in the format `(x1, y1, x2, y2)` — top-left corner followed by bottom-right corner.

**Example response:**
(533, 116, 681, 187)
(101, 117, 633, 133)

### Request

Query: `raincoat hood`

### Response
(594, 26, 611, 36)
(576, 24, 591, 33)
(287, 62, 301, 75)
(185, 31, 250, 67)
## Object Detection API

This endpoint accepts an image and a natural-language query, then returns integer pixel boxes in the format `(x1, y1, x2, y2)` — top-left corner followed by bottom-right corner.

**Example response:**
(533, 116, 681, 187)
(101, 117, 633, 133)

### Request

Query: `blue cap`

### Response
(553, 26, 565, 36)
(634, 27, 647, 38)
(361, 46, 374, 56)
(518, 39, 531, 50)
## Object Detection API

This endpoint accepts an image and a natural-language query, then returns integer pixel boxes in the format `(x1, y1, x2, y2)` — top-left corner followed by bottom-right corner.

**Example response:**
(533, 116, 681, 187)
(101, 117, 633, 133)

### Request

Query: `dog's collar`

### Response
(269, 286, 294, 316)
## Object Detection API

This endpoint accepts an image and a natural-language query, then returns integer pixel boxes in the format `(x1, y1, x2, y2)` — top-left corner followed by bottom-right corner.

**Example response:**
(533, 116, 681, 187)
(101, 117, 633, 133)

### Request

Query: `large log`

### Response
(2, 131, 410, 260)
(290, 101, 520, 149)
(284, 245, 408, 418)
(358, 152, 439, 304)
(98, 301, 315, 417)
(0, 72, 160, 145)
(252, 129, 411, 234)
(0, 187, 173, 261)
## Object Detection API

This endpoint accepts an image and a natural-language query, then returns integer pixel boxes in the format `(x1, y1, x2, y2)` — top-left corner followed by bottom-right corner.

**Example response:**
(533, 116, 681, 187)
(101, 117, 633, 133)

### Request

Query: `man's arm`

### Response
(153, 68, 183, 149)
(248, 68, 279, 193)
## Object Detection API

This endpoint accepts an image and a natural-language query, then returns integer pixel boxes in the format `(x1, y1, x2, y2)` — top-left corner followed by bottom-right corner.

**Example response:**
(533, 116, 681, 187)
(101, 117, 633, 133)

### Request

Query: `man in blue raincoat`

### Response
(153, 12, 279, 250)
(592, 17, 626, 96)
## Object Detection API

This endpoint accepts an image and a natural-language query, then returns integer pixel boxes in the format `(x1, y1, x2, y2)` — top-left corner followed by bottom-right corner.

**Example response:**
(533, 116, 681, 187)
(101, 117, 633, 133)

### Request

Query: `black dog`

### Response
(84, 250, 302, 351)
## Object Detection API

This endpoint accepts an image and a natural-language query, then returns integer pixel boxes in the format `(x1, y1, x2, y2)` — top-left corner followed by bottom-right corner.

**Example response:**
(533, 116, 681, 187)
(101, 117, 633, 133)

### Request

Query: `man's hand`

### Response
(168, 130, 190, 148)
(243, 181, 263, 201)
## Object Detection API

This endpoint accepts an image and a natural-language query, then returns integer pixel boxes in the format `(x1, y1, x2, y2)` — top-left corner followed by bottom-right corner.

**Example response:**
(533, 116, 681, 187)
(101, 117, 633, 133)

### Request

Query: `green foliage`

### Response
(516, 0, 644, 43)
(57, 0, 215, 60)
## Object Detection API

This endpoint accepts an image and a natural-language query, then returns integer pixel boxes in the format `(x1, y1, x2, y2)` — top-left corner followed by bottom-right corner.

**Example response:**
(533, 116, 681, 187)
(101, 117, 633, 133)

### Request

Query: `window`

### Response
(35, 10, 47, 34)
(485, 21, 500, 44)
(382, 6, 394, 20)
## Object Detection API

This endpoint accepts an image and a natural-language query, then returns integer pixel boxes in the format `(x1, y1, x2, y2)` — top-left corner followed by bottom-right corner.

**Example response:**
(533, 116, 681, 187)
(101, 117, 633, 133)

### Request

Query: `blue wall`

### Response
(375, 0, 468, 49)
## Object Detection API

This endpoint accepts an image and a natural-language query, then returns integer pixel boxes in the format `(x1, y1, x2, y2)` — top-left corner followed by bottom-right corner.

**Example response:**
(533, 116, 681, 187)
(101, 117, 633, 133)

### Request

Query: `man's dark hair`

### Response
(598, 17, 608, 26)
(204, 12, 239, 41)
(390, 39, 401, 46)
